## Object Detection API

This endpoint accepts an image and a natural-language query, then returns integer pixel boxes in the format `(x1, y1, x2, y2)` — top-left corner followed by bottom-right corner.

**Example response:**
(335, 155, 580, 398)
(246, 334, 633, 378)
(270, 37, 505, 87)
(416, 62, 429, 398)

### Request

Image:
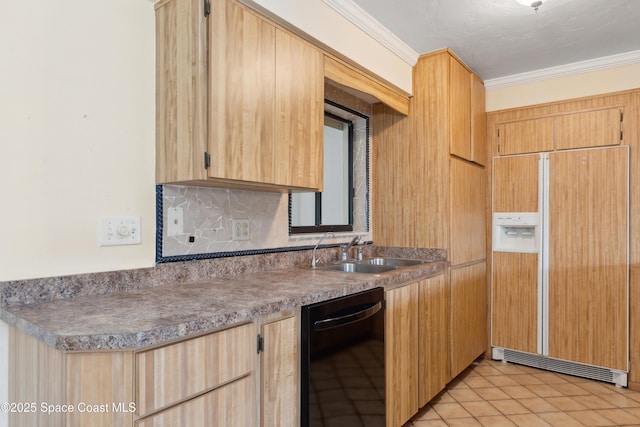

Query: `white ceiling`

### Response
(343, 0, 640, 81)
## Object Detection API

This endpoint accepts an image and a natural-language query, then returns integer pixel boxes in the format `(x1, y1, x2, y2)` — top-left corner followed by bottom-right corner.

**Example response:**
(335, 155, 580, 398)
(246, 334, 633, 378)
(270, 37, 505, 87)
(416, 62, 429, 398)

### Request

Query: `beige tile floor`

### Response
(405, 358, 640, 426)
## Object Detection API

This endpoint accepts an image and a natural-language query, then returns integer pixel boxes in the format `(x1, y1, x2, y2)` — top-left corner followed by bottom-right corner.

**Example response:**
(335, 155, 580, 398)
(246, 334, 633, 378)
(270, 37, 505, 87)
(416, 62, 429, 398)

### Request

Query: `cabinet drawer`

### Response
(135, 323, 256, 417)
(135, 374, 255, 427)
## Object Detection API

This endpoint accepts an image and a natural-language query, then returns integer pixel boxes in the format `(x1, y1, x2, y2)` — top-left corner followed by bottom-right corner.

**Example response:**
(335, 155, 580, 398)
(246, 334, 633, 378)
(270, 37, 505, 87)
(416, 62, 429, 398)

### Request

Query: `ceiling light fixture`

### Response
(517, 0, 545, 11)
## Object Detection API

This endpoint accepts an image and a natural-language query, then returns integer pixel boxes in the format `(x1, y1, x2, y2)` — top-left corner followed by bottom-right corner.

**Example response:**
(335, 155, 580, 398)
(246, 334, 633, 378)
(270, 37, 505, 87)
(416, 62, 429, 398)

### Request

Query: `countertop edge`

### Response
(2, 261, 448, 352)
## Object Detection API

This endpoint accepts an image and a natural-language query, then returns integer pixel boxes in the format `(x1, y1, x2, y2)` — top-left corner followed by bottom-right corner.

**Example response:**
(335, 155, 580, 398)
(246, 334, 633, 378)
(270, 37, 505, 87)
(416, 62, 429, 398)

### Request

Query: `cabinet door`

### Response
(9, 326, 66, 427)
(450, 158, 486, 266)
(260, 316, 298, 427)
(470, 73, 486, 166)
(371, 103, 415, 248)
(492, 153, 539, 213)
(554, 107, 622, 150)
(497, 117, 554, 155)
(449, 57, 471, 161)
(273, 29, 324, 190)
(155, 0, 208, 184)
(491, 252, 539, 353)
(547, 147, 628, 370)
(66, 352, 134, 427)
(385, 283, 418, 427)
(451, 262, 487, 378)
(209, 0, 276, 184)
(418, 275, 450, 407)
(136, 375, 255, 427)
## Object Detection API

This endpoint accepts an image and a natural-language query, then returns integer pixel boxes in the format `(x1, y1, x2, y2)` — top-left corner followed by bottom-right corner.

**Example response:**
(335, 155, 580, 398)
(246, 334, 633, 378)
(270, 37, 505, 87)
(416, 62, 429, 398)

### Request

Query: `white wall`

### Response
(0, 0, 156, 281)
(486, 62, 640, 112)
(0, 1, 155, 424)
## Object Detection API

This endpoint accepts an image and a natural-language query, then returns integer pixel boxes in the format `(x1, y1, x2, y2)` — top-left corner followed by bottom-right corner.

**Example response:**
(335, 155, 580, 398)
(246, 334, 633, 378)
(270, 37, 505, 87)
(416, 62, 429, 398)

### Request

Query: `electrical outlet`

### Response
(232, 219, 250, 241)
(100, 216, 141, 246)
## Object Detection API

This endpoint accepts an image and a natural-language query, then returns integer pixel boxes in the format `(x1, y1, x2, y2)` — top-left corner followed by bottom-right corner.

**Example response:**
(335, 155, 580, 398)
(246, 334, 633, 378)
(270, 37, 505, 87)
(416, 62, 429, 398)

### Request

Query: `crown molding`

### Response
(485, 49, 640, 90)
(322, 0, 419, 66)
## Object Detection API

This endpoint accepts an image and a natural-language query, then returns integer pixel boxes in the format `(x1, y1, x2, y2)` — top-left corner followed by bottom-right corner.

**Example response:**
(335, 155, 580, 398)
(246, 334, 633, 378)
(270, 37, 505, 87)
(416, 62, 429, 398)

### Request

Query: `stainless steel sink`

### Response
(316, 262, 397, 274)
(363, 257, 424, 267)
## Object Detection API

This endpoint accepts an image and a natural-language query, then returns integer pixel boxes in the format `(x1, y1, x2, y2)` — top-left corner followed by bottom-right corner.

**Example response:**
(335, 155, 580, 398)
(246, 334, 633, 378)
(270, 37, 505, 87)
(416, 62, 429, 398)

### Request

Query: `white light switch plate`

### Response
(100, 216, 141, 246)
(167, 207, 184, 237)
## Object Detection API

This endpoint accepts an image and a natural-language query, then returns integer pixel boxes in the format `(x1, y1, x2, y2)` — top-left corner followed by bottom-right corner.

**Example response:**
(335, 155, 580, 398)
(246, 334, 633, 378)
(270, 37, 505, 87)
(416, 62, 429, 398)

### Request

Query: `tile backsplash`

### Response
(160, 185, 286, 257)
(159, 184, 371, 260)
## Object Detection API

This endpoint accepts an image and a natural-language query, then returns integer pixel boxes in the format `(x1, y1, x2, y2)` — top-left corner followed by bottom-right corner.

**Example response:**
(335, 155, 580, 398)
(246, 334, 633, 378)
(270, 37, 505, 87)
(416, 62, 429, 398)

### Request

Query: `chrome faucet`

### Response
(356, 240, 370, 261)
(310, 232, 335, 268)
(340, 235, 361, 261)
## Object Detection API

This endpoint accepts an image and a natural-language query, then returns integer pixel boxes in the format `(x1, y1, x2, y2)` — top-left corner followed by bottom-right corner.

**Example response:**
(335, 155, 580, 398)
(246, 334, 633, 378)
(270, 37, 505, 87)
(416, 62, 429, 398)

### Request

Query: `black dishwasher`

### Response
(301, 287, 385, 427)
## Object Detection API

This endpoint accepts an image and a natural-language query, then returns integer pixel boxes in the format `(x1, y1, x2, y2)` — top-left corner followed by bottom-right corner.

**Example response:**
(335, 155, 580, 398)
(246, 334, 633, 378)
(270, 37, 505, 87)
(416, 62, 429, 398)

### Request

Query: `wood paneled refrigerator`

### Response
(491, 146, 629, 386)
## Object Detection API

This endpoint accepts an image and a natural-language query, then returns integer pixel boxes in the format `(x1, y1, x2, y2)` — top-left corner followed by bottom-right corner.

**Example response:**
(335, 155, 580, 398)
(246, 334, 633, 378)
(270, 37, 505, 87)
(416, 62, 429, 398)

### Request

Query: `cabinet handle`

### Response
(204, 0, 210, 17)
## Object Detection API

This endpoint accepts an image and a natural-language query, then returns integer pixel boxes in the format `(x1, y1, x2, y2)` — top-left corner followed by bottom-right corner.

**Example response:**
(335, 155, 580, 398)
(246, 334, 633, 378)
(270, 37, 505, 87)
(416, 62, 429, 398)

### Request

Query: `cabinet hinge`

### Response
(203, 0, 210, 17)
(204, 151, 211, 170)
(257, 334, 264, 354)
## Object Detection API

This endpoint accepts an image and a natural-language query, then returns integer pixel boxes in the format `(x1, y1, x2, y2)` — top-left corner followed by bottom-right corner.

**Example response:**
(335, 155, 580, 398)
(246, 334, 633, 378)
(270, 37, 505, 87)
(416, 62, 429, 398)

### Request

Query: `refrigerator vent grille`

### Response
(503, 349, 620, 385)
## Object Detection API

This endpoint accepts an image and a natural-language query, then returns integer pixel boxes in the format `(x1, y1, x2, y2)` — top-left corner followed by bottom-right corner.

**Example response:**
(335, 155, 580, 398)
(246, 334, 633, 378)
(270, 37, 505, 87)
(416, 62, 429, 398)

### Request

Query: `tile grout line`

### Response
(407, 358, 640, 427)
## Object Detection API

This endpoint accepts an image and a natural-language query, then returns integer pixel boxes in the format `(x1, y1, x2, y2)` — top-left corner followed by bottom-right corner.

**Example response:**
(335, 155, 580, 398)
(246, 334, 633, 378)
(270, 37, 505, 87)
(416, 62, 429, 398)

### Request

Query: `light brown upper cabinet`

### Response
(470, 73, 487, 165)
(496, 117, 555, 155)
(495, 107, 623, 156)
(273, 31, 324, 189)
(554, 107, 623, 150)
(449, 56, 486, 166)
(156, 0, 324, 191)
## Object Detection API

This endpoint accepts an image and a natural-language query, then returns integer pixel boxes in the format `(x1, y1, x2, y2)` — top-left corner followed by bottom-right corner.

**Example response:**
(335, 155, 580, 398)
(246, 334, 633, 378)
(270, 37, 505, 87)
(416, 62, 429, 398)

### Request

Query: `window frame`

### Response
(289, 99, 370, 235)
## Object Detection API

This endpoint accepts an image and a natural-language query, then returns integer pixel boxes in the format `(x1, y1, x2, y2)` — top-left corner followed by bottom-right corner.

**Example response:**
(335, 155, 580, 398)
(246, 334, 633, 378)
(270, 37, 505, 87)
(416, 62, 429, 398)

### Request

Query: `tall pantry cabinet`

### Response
(373, 48, 488, 384)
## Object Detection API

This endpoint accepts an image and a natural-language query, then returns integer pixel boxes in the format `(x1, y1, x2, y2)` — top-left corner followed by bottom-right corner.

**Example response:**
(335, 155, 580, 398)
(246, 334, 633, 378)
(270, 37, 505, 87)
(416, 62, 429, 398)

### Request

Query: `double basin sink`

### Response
(313, 257, 424, 275)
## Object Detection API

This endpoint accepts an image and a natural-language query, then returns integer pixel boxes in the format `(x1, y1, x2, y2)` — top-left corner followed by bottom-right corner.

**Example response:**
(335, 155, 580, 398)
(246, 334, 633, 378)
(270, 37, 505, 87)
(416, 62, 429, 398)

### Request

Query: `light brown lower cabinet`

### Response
(260, 315, 298, 427)
(451, 261, 488, 378)
(418, 274, 451, 407)
(135, 322, 256, 418)
(385, 273, 451, 427)
(385, 281, 419, 427)
(8, 322, 257, 427)
(135, 375, 255, 427)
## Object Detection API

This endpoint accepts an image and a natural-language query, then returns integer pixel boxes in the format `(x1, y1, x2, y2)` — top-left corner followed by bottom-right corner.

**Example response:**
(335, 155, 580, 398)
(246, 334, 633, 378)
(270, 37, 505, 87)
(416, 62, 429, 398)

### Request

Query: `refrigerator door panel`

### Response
(491, 251, 539, 353)
(491, 153, 544, 354)
(546, 146, 629, 371)
(492, 154, 540, 213)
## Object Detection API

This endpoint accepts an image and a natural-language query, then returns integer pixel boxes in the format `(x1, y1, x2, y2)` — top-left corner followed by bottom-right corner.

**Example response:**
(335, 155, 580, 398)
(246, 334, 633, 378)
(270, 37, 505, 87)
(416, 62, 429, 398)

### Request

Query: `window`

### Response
(289, 101, 369, 234)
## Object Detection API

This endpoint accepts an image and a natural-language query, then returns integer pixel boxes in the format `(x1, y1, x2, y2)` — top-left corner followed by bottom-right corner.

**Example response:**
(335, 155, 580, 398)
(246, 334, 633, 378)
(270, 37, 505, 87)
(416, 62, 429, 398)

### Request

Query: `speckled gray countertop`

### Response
(0, 247, 447, 352)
